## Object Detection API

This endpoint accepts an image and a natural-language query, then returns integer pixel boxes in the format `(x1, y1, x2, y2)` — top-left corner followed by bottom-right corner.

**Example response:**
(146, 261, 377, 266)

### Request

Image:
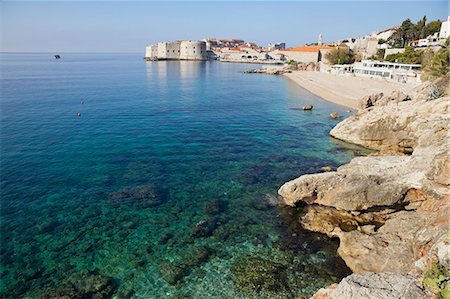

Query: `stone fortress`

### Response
(145, 40, 207, 61)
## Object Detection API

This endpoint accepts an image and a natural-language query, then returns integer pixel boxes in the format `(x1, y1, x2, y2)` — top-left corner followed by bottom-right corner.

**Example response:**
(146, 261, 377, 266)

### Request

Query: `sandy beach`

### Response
(284, 71, 419, 109)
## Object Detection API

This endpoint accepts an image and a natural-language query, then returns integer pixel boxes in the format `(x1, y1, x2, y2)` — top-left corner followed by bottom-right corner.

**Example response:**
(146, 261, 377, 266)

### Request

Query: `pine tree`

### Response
(426, 48, 450, 77)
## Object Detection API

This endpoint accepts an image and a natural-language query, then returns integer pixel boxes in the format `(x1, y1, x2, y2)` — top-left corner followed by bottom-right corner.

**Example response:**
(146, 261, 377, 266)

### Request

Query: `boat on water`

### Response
(54, 54, 61, 59)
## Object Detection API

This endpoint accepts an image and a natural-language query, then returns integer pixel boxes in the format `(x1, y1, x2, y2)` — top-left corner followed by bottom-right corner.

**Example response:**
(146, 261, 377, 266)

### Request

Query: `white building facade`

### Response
(439, 16, 450, 42)
(353, 60, 421, 83)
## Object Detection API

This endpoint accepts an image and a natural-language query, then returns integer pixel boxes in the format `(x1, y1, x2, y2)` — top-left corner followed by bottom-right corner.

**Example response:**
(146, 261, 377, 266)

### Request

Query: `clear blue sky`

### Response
(1, 1, 448, 52)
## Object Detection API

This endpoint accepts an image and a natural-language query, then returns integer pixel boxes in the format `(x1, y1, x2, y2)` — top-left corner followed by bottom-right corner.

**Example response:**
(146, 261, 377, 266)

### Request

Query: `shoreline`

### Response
(283, 70, 419, 109)
(278, 74, 449, 298)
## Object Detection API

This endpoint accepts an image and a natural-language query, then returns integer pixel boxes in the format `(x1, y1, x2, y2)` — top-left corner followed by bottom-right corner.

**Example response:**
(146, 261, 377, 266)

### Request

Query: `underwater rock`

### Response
(191, 218, 217, 238)
(159, 262, 187, 285)
(71, 270, 118, 299)
(230, 255, 289, 295)
(263, 193, 283, 206)
(329, 112, 341, 119)
(158, 232, 174, 245)
(115, 288, 135, 299)
(239, 174, 259, 185)
(37, 219, 60, 233)
(249, 193, 281, 211)
(239, 164, 274, 186)
(38, 270, 118, 299)
(108, 185, 165, 208)
(249, 198, 272, 211)
(203, 198, 226, 216)
(181, 246, 212, 267)
(320, 165, 334, 172)
(236, 214, 257, 225)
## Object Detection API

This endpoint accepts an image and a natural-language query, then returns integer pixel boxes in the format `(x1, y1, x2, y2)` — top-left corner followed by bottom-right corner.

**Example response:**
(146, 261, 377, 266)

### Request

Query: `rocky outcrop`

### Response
(244, 62, 319, 75)
(359, 90, 414, 110)
(278, 81, 449, 297)
(243, 67, 290, 75)
(358, 92, 384, 109)
(310, 273, 429, 299)
(332, 94, 448, 153)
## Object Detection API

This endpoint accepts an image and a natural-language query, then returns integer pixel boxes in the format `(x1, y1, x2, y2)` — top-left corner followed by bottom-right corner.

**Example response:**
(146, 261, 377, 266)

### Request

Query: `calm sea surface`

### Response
(1, 53, 362, 298)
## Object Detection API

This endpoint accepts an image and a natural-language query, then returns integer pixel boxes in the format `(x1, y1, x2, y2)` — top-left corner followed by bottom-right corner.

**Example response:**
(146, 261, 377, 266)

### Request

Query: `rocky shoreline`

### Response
(278, 77, 450, 298)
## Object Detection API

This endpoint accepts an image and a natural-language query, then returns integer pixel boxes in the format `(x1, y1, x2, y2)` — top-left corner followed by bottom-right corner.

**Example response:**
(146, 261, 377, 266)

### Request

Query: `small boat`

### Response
(54, 55, 61, 59)
(302, 105, 313, 111)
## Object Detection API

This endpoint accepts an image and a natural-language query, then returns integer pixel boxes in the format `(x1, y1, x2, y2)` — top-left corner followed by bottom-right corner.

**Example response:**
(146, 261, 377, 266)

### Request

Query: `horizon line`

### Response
(1, 51, 144, 54)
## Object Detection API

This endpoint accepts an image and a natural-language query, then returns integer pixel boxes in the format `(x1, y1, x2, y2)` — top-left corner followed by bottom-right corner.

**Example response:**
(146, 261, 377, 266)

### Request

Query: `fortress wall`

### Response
(145, 45, 158, 59)
(157, 41, 181, 60)
(180, 41, 207, 60)
(276, 51, 319, 63)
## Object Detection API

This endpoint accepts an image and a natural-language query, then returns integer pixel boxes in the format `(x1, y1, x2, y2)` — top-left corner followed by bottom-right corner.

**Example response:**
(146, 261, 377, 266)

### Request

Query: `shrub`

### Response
(425, 48, 450, 78)
(422, 261, 450, 299)
(285, 60, 298, 66)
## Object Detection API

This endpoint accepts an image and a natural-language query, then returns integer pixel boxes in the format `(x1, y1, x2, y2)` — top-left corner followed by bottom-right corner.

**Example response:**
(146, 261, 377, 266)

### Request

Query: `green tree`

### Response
(396, 19, 418, 47)
(417, 15, 427, 39)
(385, 46, 422, 64)
(325, 47, 354, 65)
(425, 20, 442, 37)
(420, 48, 435, 67)
(425, 48, 450, 78)
(388, 17, 443, 47)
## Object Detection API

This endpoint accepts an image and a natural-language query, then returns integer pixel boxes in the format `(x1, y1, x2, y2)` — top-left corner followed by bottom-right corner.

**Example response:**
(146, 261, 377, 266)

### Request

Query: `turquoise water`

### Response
(1, 53, 361, 298)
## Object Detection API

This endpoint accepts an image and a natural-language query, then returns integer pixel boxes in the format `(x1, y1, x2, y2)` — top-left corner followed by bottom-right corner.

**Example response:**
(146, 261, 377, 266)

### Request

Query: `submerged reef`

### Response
(231, 255, 289, 295)
(36, 270, 118, 299)
(108, 184, 166, 208)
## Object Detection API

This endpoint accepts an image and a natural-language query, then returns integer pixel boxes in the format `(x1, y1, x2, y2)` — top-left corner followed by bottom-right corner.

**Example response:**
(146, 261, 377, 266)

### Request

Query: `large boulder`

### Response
(328, 273, 428, 299)
(376, 90, 412, 106)
(279, 155, 411, 211)
(358, 92, 383, 109)
(331, 96, 449, 153)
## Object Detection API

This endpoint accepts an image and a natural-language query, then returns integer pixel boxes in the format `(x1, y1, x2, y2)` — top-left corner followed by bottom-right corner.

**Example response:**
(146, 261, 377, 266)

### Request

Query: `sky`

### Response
(1, 1, 448, 52)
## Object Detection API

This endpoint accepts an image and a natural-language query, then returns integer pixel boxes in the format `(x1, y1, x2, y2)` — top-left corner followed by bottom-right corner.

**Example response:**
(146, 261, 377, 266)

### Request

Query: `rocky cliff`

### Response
(278, 83, 450, 298)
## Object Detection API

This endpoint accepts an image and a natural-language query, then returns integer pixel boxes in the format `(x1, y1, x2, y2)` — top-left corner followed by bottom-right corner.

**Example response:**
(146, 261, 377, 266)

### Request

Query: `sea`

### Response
(1, 53, 365, 298)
